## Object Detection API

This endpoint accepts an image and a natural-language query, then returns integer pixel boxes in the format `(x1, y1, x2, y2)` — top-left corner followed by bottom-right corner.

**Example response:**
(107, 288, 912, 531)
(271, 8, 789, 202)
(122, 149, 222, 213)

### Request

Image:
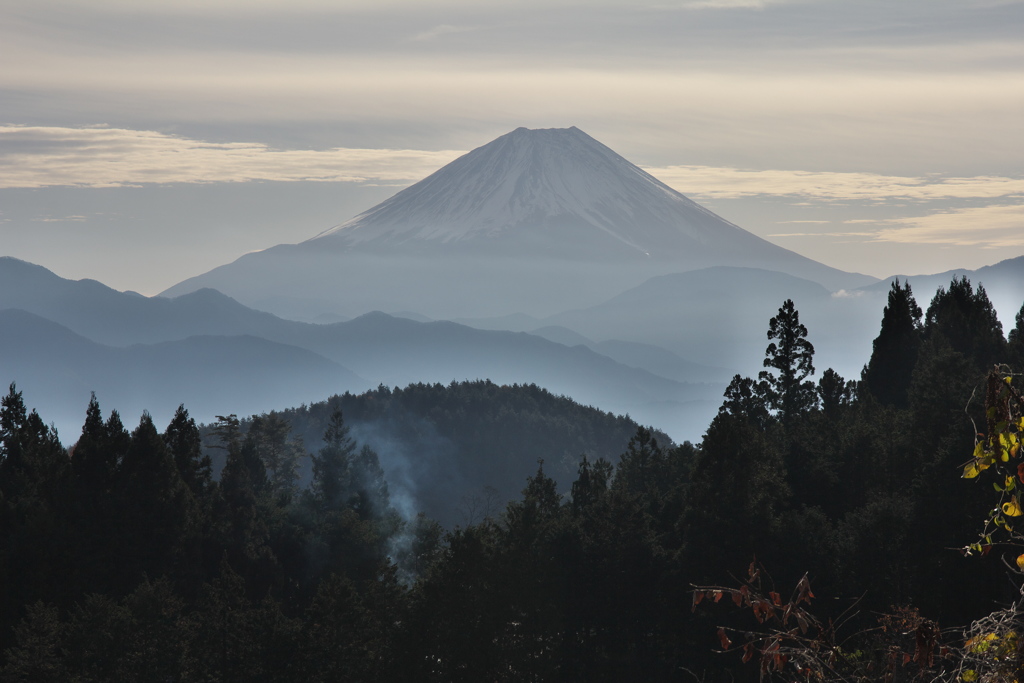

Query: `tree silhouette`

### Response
(759, 299, 816, 421)
(861, 278, 922, 407)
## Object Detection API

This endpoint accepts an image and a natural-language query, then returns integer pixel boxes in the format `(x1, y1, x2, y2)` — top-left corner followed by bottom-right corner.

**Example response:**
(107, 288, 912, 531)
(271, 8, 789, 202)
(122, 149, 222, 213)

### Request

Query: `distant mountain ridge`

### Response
(160, 127, 875, 319)
(0, 308, 364, 436)
(858, 255, 1024, 326)
(0, 257, 723, 440)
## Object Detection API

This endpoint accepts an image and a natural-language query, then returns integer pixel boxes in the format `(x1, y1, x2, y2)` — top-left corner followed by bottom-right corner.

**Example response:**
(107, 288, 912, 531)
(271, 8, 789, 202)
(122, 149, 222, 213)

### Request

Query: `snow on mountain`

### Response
(309, 126, 802, 262)
(160, 126, 876, 317)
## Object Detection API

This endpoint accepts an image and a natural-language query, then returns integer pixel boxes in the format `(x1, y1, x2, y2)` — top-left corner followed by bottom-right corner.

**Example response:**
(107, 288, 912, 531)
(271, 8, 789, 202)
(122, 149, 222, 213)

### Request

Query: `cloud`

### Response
(0, 125, 463, 188)
(871, 204, 1024, 247)
(31, 215, 87, 223)
(673, 0, 777, 8)
(6, 126, 1023, 218)
(646, 165, 1024, 201)
(412, 24, 478, 41)
(768, 232, 876, 238)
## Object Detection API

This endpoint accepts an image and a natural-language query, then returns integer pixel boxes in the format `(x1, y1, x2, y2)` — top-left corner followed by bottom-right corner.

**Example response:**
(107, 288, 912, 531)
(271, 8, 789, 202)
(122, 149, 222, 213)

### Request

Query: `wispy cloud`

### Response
(872, 204, 1024, 247)
(31, 215, 88, 223)
(8, 126, 1023, 209)
(646, 165, 1024, 201)
(674, 0, 778, 8)
(768, 205, 1024, 249)
(412, 24, 478, 41)
(0, 125, 463, 188)
(768, 232, 876, 238)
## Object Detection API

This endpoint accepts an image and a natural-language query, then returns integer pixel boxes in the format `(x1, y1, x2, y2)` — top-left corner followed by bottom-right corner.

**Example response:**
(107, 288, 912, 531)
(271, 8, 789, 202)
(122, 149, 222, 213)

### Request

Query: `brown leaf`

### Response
(718, 628, 732, 650)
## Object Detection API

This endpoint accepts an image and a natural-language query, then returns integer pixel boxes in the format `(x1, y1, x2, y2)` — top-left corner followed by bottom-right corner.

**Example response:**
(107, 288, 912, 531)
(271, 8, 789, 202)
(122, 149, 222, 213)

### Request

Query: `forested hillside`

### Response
(1, 276, 1023, 681)
(217, 381, 670, 527)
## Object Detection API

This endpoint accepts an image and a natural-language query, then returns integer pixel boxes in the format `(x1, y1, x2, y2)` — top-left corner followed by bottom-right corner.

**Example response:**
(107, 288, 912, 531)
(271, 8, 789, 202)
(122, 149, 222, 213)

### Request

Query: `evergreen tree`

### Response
(163, 404, 211, 499)
(758, 299, 817, 421)
(816, 368, 854, 420)
(69, 397, 130, 595)
(861, 278, 923, 407)
(311, 409, 356, 513)
(247, 413, 303, 506)
(924, 276, 1005, 369)
(0, 384, 73, 616)
(348, 444, 391, 522)
(719, 374, 772, 428)
(683, 411, 790, 579)
(611, 426, 667, 498)
(116, 412, 194, 585)
(1007, 301, 1024, 366)
(570, 455, 611, 515)
(215, 414, 277, 588)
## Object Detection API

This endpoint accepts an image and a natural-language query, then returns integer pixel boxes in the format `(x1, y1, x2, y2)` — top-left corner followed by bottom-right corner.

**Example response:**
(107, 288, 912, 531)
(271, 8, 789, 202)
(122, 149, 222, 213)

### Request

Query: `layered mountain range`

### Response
(3, 126, 1023, 449)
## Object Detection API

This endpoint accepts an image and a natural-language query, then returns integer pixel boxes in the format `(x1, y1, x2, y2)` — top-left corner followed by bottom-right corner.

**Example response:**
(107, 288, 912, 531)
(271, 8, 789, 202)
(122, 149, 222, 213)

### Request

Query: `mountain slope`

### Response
(0, 258, 721, 440)
(160, 127, 875, 319)
(541, 266, 883, 379)
(0, 308, 365, 436)
(312, 126, 808, 261)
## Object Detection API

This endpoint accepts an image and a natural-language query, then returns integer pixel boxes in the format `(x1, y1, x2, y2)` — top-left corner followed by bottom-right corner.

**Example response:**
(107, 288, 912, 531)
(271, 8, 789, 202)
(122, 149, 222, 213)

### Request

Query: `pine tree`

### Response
(758, 299, 817, 421)
(311, 409, 356, 513)
(719, 374, 772, 428)
(817, 368, 854, 419)
(861, 278, 923, 407)
(247, 413, 302, 506)
(163, 404, 211, 499)
(116, 412, 194, 584)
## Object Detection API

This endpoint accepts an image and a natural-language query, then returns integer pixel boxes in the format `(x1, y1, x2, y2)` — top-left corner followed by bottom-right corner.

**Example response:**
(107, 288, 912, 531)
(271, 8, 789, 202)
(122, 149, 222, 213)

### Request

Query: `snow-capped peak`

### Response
(309, 126, 771, 260)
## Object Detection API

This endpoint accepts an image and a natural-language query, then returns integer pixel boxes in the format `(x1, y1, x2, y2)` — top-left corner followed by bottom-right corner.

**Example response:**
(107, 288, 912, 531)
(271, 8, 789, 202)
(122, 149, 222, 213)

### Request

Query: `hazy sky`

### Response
(1, 0, 1022, 294)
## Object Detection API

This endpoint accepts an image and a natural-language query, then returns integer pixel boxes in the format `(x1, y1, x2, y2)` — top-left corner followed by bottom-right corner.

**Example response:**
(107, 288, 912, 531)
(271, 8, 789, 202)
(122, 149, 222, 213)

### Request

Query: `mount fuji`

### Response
(162, 127, 875, 320)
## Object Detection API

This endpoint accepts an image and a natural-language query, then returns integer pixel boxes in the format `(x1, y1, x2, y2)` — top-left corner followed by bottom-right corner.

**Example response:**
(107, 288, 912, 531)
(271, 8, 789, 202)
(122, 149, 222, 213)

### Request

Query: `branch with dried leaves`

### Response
(692, 562, 961, 682)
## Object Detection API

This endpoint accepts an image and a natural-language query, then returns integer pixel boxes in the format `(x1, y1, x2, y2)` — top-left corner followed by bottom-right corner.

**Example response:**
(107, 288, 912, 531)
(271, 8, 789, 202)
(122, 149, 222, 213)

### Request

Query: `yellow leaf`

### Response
(1003, 497, 1024, 517)
(1017, 553, 1024, 571)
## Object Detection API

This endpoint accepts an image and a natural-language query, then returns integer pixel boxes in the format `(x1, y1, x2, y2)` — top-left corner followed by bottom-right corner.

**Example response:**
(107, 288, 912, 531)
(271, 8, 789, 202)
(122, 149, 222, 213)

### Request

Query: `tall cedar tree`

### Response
(861, 279, 922, 407)
(311, 410, 356, 513)
(759, 299, 817, 421)
(163, 404, 211, 499)
(115, 412, 194, 586)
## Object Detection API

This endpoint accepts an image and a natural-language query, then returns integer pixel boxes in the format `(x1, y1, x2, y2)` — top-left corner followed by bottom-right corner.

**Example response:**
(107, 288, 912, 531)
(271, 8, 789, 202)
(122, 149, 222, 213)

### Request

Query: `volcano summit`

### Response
(163, 127, 874, 319)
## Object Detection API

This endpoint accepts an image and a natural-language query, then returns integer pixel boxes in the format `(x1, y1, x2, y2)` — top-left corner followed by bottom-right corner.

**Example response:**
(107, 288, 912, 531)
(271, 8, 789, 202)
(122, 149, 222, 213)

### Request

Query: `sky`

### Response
(1, 0, 1022, 295)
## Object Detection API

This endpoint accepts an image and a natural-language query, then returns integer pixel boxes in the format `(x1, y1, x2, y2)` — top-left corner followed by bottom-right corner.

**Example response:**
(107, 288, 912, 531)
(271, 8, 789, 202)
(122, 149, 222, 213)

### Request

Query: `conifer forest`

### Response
(3, 276, 1024, 682)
